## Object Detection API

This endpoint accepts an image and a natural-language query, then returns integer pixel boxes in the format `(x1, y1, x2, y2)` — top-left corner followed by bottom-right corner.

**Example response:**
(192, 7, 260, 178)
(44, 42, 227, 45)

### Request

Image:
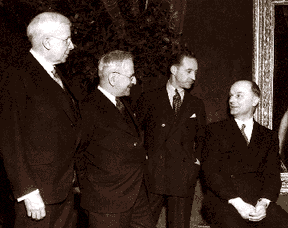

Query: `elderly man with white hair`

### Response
(0, 12, 80, 228)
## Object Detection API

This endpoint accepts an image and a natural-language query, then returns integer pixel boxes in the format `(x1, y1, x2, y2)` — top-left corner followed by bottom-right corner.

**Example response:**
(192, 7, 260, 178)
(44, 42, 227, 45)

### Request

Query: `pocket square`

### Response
(190, 113, 196, 118)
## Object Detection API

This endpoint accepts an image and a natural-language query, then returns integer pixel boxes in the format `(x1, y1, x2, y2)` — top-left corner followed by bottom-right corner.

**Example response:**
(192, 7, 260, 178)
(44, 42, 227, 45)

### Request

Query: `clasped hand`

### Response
(24, 192, 46, 220)
(248, 200, 267, 222)
(230, 198, 266, 222)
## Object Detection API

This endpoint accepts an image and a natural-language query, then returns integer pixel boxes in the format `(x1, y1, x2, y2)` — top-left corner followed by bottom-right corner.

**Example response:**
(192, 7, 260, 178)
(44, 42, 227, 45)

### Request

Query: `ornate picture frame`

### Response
(253, 0, 288, 129)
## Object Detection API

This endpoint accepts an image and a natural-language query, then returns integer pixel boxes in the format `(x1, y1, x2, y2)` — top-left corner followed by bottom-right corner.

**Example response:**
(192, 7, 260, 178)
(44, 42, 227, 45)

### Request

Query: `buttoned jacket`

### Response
(136, 86, 206, 197)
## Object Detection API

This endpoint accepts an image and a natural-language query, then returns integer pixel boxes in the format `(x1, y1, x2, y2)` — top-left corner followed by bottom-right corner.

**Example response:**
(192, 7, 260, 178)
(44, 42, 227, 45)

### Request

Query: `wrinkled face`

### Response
(48, 24, 74, 64)
(114, 59, 136, 97)
(229, 81, 259, 120)
(171, 57, 198, 89)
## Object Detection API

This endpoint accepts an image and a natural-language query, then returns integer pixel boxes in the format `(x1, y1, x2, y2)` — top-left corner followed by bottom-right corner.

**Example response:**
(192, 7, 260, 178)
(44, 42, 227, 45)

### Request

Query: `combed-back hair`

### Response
(98, 50, 133, 77)
(27, 12, 71, 45)
(170, 47, 196, 67)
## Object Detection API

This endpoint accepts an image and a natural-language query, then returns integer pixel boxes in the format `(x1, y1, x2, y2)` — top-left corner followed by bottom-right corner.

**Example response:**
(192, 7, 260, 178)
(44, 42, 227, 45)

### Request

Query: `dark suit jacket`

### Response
(77, 88, 147, 213)
(202, 118, 281, 211)
(0, 53, 81, 204)
(136, 86, 206, 197)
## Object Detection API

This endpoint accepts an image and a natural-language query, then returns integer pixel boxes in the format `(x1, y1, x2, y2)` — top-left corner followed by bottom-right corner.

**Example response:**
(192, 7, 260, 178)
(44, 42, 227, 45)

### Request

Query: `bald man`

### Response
(202, 80, 288, 228)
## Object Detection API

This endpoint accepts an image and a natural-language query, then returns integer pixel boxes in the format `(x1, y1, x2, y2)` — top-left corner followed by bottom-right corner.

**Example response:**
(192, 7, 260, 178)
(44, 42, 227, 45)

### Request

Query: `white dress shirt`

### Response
(234, 117, 254, 143)
(98, 85, 117, 106)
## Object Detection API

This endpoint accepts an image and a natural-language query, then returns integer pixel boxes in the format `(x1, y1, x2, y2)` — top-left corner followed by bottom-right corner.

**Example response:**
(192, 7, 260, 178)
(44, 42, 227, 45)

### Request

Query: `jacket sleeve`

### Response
(260, 131, 282, 202)
(0, 69, 38, 199)
(201, 125, 239, 201)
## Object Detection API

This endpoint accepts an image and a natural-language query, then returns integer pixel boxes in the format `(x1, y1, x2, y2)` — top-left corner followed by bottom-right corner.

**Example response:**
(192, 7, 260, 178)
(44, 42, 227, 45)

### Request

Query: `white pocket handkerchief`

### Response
(190, 113, 196, 118)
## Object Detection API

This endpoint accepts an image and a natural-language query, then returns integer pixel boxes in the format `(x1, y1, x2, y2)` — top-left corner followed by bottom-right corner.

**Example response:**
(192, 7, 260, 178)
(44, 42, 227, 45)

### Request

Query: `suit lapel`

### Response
(23, 54, 78, 125)
(168, 91, 198, 137)
(95, 90, 138, 136)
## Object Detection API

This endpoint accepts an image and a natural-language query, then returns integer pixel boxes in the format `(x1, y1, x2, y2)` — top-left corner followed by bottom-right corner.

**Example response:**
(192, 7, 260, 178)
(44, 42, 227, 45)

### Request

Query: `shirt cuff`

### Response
(17, 189, 39, 202)
(257, 198, 271, 208)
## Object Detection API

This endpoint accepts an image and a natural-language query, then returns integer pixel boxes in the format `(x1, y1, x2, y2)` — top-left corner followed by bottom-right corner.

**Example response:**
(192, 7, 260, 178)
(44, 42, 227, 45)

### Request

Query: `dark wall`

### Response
(183, 0, 253, 123)
(0, 0, 254, 125)
(274, 5, 288, 131)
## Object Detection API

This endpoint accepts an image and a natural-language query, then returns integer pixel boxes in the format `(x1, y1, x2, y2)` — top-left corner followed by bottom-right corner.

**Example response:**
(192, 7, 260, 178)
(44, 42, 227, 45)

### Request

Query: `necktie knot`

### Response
(241, 124, 249, 145)
(173, 89, 181, 115)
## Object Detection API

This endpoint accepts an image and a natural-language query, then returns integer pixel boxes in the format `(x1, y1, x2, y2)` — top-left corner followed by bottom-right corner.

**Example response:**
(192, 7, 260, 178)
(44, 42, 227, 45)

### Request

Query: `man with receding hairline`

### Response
(202, 80, 288, 227)
(136, 48, 206, 228)
(0, 12, 80, 227)
(77, 50, 153, 228)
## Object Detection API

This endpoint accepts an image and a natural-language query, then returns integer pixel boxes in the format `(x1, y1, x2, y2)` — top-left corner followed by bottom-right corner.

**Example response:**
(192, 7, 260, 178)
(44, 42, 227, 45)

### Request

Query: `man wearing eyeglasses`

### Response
(76, 50, 154, 227)
(0, 12, 80, 228)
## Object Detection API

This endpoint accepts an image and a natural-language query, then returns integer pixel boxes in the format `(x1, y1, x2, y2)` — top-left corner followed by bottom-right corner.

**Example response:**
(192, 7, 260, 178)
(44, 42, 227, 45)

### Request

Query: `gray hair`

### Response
(98, 50, 133, 78)
(27, 12, 71, 47)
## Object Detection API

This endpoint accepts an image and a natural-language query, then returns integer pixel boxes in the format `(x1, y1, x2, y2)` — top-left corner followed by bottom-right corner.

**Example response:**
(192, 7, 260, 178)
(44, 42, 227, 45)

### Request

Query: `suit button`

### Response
(160, 155, 163, 159)
(146, 155, 148, 160)
(134, 142, 137, 147)
(161, 124, 165, 127)
(231, 175, 235, 178)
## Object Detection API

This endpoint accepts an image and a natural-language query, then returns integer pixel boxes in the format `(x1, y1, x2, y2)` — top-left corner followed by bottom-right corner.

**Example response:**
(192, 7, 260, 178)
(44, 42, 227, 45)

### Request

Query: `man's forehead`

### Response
(181, 57, 198, 69)
(230, 81, 252, 93)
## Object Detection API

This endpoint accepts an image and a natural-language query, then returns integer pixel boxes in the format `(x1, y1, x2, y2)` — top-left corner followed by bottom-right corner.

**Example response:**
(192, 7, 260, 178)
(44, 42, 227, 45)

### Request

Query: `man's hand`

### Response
(24, 192, 46, 220)
(248, 199, 268, 222)
(228, 197, 255, 219)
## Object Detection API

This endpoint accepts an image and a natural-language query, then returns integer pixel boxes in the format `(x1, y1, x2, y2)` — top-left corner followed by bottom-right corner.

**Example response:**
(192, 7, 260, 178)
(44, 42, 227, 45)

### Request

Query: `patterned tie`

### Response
(173, 89, 182, 115)
(240, 124, 249, 145)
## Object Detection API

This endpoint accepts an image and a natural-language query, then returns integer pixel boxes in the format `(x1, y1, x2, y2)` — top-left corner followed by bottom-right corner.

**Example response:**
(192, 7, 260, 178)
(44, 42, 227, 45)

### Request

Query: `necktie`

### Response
(51, 67, 64, 89)
(241, 124, 249, 145)
(116, 97, 126, 115)
(173, 89, 181, 115)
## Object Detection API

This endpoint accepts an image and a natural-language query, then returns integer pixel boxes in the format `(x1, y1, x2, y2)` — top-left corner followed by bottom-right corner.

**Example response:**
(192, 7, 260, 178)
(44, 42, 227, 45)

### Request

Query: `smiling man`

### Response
(202, 80, 288, 228)
(77, 50, 154, 228)
(136, 48, 206, 228)
(0, 12, 80, 228)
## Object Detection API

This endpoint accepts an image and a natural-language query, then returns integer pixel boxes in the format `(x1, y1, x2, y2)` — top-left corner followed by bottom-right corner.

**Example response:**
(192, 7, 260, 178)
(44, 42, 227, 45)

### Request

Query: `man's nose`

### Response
(190, 72, 196, 80)
(131, 76, 136, 85)
(69, 41, 75, 50)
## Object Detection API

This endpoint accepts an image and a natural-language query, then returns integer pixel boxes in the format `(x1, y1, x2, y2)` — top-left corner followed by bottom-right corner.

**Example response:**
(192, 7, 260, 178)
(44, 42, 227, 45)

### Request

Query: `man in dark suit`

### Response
(202, 80, 288, 228)
(77, 50, 153, 228)
(136, 49, 206, 228)
(0, 12, 80, 227)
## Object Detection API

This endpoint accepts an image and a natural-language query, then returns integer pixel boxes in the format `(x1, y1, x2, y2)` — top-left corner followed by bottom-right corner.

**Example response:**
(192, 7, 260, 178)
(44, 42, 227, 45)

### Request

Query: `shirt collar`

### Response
(97, 85, 117, 106)
(234, 117, 254, 129)
(166, 79, 185, 98)
(30, 49, 54, 74)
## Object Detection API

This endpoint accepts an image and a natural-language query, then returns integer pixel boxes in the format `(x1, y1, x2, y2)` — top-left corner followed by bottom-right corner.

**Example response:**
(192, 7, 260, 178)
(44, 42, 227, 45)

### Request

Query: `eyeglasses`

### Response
(112, 72, 136, 81)
(50, 36, 72, 46)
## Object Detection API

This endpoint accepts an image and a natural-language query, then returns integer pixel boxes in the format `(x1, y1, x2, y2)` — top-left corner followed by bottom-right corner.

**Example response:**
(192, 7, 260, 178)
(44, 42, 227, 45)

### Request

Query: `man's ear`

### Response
(108, 73, 117, 86)
(253, 96, 260, 107)
(170, 65, 177, 75)
(42, 37, 51, 50)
